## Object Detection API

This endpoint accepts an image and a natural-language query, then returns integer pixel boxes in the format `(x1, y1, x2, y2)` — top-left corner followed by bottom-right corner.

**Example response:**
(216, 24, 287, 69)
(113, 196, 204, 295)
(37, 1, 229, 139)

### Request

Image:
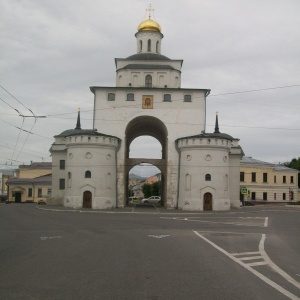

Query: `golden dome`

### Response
(137, 18, 162, 32)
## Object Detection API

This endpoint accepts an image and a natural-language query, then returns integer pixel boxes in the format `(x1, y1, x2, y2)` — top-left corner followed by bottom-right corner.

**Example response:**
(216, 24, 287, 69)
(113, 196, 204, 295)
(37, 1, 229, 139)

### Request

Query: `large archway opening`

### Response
(125, 116, 168, 207)
(128, 163, 163, 205)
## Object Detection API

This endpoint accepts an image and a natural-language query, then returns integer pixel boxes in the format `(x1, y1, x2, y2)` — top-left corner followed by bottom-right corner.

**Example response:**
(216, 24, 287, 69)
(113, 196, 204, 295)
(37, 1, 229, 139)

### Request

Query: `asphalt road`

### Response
(0, 203, 300, 300)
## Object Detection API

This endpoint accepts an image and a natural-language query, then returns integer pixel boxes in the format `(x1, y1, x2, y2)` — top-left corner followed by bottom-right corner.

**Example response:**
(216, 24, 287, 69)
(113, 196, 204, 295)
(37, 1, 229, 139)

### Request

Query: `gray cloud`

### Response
(1, 0, 299, 169)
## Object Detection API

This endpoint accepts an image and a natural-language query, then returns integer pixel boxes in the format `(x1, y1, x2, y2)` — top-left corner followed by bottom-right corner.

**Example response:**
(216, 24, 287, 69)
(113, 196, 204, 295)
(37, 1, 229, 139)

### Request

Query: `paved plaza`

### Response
(1, 203, 300, 299)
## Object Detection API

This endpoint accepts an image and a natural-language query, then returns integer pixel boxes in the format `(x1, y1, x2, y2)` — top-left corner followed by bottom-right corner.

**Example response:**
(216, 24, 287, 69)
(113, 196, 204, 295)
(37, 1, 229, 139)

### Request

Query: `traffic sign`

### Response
(241, 187, 248, 195)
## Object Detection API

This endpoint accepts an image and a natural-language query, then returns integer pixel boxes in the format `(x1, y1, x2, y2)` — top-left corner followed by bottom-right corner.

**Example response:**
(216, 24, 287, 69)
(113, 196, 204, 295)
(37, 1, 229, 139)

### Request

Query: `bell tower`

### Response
(135, 5, 163, 54)
(115, 7, 183, 88)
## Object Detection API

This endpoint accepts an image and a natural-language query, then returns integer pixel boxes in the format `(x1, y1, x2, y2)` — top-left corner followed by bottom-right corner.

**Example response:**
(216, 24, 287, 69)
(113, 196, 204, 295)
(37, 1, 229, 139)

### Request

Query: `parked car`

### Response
(141, 196, 161, 204)
(128, 197, 140, 204)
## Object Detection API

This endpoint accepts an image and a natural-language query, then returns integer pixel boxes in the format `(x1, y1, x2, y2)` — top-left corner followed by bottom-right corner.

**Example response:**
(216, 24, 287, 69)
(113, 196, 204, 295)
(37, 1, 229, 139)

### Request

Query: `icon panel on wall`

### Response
(142, 95, 153, 109)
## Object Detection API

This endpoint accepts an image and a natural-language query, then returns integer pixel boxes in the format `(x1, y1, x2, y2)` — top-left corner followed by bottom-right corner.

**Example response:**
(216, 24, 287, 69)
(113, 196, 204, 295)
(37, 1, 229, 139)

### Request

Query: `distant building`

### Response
(6, 162, 52, 203)
(0, 169, 15, 198)
(240, 157, 299, 202)
(145, 174, 160, 185)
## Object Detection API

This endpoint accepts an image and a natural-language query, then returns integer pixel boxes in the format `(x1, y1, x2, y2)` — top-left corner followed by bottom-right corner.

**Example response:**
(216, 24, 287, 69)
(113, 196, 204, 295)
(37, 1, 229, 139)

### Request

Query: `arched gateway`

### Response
(50, 9, 243, 211)
(125, 116, 168, 205)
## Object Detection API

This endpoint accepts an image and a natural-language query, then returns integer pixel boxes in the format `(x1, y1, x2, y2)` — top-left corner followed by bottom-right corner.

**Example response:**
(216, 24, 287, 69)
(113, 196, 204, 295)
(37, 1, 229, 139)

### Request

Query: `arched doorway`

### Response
(125, 116, 168, 207)
(83, 191, 92, 208)
(203, 192, 212, 211)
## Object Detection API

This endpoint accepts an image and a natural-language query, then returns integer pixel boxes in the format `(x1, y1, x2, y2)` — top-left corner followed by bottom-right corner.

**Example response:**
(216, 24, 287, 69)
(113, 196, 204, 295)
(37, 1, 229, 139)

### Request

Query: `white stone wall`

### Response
(51, 134, 119, 209)
(92, 88, 207, 138)
(51, 143, 67, 200)
(229, 149, 243, 208)
(91, 87, 207, 208)
(135, 31, 163, 54)
(177, 137, 236, 211)
(116, 69, 182, 88)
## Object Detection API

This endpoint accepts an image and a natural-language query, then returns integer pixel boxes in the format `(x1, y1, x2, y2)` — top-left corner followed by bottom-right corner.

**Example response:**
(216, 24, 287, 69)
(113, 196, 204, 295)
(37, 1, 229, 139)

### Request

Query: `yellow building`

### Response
(240, 157, 299, 202)
(6, 162, 52, 203)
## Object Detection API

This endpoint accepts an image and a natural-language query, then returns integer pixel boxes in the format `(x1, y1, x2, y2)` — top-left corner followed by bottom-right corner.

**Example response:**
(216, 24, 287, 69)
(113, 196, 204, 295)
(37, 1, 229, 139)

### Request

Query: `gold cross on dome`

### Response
(146, 4, 154, 19)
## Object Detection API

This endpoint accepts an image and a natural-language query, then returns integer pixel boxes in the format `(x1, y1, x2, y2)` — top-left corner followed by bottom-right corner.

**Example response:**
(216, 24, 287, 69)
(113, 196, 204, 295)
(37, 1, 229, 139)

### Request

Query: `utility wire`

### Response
(10, 116, 25, 162)
(0, 96, 20, 114)
(44, 83, 300, 118)
(15, 118, 37, 161)
(0, 85, 34, 115)
(209, 84, 300, 97)
(0, 118, 52, 139)
(0, 144, 49, 159)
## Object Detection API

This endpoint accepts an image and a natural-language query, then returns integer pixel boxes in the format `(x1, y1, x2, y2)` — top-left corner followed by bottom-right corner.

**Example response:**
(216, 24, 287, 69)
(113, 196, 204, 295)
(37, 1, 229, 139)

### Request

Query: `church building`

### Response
(50, 10, 244, 211)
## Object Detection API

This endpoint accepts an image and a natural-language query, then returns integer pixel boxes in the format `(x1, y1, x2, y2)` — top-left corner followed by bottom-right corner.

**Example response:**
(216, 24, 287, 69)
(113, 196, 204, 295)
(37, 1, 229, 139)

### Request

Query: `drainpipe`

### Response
(115, 139, 121, 208)
(175, 140, 181, 209)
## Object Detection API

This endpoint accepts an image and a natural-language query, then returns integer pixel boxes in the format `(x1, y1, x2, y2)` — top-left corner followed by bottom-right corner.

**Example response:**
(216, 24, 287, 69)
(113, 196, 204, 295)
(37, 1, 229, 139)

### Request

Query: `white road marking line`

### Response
(231, 251, 260, 256)
(259, 234, 300, 290)
(248, 261, 268, 267)
(153, 205, 161, 213)
(162, 217, 266, 227)
(148, 235, 170, 239)
(40, 236, 62, 240)
(194, 231, 300, 300)
(195, 230, 260, 235)
(264, 217, 269, 227)
(239, 256, 263, 261)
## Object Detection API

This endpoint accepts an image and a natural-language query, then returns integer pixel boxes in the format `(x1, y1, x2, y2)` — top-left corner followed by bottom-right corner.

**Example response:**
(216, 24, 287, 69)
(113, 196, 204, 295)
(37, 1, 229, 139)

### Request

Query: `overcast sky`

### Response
(1, 0, 299, 173)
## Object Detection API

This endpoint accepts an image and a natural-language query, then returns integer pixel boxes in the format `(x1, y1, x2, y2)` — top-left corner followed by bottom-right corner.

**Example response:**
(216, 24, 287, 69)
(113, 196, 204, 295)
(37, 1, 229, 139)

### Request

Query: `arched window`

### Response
(159, 75, 164, 87)
(147, 39, 151, 52)
(145, 75, 152, 87)
(67, 172, 72, 188)
(225, 174, 228, 191)
(133, 75, 138, 86)
(85, 171, 91, 178)
(108, 93, 115, 101)
(106, 173, 111, 189)
(185, 174, 191, 191)
(156, 41, 159, 53)
(184, 94, 192, 102)
(118, 75, 123, 86)
(205, 174, 211, 181)
(139, 40, 143, 52)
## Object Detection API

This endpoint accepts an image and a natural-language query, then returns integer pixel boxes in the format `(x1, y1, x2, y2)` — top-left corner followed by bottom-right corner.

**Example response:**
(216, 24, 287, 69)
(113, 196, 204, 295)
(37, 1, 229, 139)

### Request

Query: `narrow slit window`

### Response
(147, 39, 151, 52)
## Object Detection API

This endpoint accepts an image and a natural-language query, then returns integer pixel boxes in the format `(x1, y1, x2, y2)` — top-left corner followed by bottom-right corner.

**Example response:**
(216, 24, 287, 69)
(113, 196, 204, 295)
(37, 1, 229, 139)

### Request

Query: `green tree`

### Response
(284, 157, 300, 187)
(152, 181, 161, 196)
(284, 157, 300, 170)
(142, 183, 152, 198)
